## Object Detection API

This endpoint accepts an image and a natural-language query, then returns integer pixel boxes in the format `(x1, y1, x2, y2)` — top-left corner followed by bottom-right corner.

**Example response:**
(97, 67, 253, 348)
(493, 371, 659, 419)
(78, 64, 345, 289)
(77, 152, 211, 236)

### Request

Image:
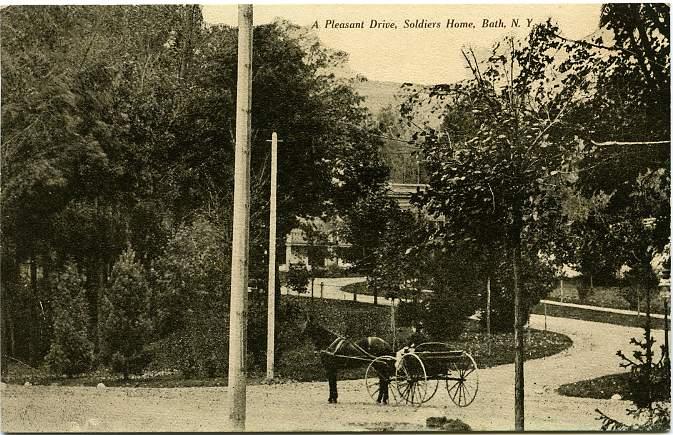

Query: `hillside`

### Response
(353, 79, 405, 115)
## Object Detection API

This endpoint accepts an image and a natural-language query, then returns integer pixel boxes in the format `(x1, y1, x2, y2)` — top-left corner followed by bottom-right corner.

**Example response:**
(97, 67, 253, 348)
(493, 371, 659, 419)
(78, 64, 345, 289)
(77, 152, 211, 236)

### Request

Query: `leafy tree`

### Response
(152, 213, 230, 337)
(100, 247, 151, 378)
(555, 4, 670, 276)
(340, 189, 398, 281)
(402, 21, 592, 430)
(45, 262, 94, 376)
(1, 6, 394, 374)
(547, 5, 670, 430)
(286, 264, 310, 294)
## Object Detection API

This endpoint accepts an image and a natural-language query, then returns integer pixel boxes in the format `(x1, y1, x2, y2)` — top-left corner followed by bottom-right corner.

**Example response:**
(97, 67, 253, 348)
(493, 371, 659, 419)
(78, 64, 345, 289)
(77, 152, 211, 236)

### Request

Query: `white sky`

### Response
(202, 4, 602, 84)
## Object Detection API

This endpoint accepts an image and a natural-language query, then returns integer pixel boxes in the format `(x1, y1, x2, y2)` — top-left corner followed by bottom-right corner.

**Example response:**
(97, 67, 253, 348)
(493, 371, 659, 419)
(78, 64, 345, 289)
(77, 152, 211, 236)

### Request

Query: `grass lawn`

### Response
(547, 282, 667, 315)
(531, 302, 668, 330)
(344, 281, 669, 330)
(558, 370, 671, 405)
(557, 372, 632, 400)
(3, 296, 571, 388)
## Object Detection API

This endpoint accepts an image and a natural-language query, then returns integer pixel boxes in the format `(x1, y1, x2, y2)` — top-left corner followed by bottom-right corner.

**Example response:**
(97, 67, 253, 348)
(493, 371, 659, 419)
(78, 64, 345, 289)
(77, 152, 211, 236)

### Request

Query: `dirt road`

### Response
(2, 312, 663, 431)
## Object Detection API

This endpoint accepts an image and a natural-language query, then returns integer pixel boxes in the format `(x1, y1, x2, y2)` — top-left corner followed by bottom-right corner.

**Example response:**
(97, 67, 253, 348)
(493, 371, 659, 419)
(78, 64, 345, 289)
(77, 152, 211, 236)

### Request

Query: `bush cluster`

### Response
(100, 248, 152, 379)
(45, 262, 94, 376)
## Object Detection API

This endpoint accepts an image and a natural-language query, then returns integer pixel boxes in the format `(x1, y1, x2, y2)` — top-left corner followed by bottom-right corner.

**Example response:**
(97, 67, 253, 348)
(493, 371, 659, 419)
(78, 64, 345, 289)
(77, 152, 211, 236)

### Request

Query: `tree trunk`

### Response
(97, 261, 106, 354)
(1, 277, 9, 379)
(645, 284, 652, 408)
(29, 256, 39, 366)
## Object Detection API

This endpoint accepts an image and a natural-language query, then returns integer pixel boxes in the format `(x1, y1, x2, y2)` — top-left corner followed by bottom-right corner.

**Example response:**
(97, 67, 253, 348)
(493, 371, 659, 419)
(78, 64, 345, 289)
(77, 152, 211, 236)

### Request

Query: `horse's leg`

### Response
(376, 376, 389, 404)
(328, 367, 338, 403)
(320, 353, 335, 403)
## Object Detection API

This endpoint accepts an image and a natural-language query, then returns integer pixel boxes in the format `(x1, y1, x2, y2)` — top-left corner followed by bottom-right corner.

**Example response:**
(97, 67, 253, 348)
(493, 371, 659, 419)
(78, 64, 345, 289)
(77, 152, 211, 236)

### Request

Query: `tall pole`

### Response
(391, 297, 396, 350)
(227, 4, 253, 431)
(513, 245, 524, 431)
(266, 132, 278, 381)
(486, 276, 491, 355)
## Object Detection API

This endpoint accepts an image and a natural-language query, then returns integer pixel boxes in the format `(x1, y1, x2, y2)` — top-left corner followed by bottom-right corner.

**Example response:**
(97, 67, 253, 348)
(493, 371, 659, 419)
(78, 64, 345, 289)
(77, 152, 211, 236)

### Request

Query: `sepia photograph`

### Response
(0, 2, 670, 432)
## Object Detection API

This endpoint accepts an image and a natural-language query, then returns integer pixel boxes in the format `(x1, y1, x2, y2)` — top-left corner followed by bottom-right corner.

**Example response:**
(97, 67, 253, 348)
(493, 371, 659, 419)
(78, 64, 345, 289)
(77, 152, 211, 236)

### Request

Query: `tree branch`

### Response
(551, 32, 668, 69)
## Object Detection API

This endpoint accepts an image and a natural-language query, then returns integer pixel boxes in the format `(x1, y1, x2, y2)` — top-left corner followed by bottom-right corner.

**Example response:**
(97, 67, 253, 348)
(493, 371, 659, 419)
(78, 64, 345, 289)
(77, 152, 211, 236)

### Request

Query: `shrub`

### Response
(100, 247, 152, 378)
(152, 215, 229, 336)
(421, 292, 472, 341)
(149, 298, 308, 378)
(45, 262, 94, 376)
(287, 264, 310, 294)
(150, 305, 229, 378)
(397, 300, 423, 328)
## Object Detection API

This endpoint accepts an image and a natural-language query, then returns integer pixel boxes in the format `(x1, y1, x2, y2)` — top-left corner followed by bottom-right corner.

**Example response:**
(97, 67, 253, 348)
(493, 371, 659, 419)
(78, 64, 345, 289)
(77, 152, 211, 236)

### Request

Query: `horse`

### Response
(304, 315, 393, 404)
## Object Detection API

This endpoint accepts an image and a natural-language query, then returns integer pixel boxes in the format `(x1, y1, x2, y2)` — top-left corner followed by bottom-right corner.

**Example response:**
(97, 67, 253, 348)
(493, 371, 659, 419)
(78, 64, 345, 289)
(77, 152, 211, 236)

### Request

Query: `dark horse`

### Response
(305, 315, 393, 404)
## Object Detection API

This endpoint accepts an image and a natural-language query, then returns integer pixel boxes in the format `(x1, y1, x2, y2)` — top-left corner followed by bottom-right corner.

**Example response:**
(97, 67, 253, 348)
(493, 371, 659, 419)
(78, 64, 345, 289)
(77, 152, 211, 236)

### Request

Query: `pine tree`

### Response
(100, 247, 151, 379)
(45, 262, 94, 376)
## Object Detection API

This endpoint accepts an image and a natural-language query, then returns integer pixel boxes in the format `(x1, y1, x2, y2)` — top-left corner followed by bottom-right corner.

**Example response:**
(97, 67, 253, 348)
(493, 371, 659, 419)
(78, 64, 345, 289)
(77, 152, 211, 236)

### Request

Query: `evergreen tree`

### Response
(45, 262, 94, 376)
(100, 247, 151, 379)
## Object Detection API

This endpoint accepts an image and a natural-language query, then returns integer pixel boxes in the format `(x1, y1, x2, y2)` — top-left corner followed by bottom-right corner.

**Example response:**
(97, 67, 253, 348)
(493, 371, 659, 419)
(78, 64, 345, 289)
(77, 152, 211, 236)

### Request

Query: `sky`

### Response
(202, 4, 603, 85)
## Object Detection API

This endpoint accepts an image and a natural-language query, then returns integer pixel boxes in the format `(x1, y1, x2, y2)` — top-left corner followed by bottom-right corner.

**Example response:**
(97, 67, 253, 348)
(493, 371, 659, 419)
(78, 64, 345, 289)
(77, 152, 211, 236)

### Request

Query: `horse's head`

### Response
(303, 314, 340, 351)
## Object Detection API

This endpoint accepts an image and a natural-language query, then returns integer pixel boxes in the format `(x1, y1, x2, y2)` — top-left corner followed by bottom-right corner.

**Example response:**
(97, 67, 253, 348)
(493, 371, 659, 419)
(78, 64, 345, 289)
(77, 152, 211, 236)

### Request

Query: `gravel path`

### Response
(3, 278, 666, 431)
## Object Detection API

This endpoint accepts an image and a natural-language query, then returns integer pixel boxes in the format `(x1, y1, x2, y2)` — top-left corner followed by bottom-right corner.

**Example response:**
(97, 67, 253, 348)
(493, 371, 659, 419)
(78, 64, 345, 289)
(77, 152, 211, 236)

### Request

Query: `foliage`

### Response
(402, 21, 584, 339)
(100, 248, 151, 378)
(397, 301, 424, 328)
(45, 262, 94, 376)
(559, 4, 670, 284)
(286, 264, 310, 294)
(339, 189, 398, 277)
(367, 207, 425, 301)
(150, 305, 228, 378)
(597, 403, 670, 432)
(595, 308, 671, 430)
(152, 213, 230, 336)
(483, 250, 557, 332)
(1, 5, 389, 370)
(421, 293, 470, 340)
(616, 335, 670, 409)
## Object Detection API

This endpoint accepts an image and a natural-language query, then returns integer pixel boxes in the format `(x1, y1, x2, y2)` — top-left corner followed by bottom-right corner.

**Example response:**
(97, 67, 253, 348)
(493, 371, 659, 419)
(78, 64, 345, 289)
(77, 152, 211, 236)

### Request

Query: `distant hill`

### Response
(353, 80, 406, 115)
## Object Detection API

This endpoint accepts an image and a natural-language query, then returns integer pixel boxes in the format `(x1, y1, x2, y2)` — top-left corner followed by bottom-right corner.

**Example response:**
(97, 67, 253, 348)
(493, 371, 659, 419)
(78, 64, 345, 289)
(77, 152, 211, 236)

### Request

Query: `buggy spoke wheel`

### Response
(445, 352, 479, 407)
(365, 356, 397, 404)
(422, 380, 439, 403)
(396, 353, 428, 406)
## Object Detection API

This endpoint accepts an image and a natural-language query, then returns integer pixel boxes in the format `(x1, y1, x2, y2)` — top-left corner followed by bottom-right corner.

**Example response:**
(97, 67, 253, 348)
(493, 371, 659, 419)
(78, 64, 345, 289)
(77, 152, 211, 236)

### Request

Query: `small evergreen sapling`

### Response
(100, 247, 151, 379)
(45, 262, 94, 376)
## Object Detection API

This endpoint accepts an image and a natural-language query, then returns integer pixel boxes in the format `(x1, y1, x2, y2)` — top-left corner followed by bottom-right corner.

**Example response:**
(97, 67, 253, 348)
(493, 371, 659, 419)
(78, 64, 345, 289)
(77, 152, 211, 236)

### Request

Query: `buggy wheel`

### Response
(445, 352, 479, 407)
(365, 356, 398, 404)
(423, 380, 440, 403)
(396, 353, 428, 406)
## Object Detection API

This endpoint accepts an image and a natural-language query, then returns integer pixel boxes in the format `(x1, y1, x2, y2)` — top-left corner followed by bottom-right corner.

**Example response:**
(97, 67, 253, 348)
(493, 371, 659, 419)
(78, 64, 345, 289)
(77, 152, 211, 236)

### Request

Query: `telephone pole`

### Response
(486, 276, 491, 355)
(227, 4, 253, 431)
(266, 132, 279, 381)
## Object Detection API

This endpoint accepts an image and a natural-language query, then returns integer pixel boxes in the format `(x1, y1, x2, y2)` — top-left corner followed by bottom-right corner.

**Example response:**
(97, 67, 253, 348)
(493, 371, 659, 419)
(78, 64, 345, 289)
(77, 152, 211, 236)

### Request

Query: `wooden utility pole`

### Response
(390, 297, 395, 349)
(266, 132, 278, 381)
(486, 277, 491, 355)
(513, 246, 524, 431)
(227, 4, 253, 431)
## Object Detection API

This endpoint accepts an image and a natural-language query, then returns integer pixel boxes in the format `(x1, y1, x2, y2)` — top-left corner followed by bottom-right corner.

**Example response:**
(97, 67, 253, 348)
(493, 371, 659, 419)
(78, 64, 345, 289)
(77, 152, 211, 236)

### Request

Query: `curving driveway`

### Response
(2, 278, 667, 432)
